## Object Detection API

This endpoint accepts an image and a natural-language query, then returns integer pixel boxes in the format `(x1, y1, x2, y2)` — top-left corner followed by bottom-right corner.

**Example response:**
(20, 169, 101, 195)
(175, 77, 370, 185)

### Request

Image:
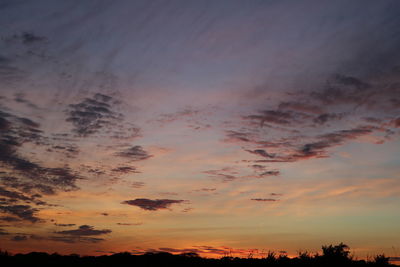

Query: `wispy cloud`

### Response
(115, 146, 152, 161)
(54, 223, 76, 227)
(55, 225, 111, 236)
(116, 222, 142, 226)
(66, 93, 122, 137)
(122, 198, 185, 211)
(251, 198, 279, 202)
(0, 204, 42, 223)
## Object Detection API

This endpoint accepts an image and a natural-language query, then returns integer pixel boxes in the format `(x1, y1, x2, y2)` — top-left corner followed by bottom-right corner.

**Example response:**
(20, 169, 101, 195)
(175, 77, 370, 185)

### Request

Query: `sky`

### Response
(0, 0, 400, 259)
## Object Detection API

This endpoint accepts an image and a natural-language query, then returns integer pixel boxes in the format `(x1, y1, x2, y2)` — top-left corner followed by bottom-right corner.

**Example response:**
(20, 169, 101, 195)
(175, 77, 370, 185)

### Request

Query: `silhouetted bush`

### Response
(0, 243, 396, 267)
(374, 254, 390, 266)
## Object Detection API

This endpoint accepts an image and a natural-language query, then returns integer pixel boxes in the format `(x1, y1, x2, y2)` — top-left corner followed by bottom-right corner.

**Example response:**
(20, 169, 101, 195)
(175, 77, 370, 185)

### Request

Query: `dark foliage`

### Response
(0, 244, 394, 267)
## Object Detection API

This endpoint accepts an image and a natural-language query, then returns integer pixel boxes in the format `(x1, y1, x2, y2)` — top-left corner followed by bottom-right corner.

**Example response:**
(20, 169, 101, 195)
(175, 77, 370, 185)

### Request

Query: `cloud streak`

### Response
(122, 198, 185, 211)
(0, 205, 42, 223)
(66, 94, 122, 137)
(115, 146, 152, 161)
(55, 225, 111, 236)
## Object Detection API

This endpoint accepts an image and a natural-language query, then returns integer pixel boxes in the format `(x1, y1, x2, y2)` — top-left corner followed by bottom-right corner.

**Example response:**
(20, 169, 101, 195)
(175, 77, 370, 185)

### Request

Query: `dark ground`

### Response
(0, 243, 395, 267)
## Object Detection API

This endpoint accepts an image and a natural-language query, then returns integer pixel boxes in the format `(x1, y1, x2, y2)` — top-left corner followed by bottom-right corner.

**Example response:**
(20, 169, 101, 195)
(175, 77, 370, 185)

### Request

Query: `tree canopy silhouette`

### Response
(0, 243, 394, 267)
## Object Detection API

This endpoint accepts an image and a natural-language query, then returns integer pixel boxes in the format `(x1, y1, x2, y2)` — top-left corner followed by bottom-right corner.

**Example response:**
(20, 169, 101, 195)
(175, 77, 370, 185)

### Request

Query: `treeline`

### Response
(0, 243, 395, 267)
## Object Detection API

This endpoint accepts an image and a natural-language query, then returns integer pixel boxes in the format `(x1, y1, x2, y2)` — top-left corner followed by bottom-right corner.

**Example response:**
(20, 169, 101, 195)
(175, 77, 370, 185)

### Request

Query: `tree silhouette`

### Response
(374, 254, 390, 266)
(322, 242, 350, 258)
(0, 243, 395, 267)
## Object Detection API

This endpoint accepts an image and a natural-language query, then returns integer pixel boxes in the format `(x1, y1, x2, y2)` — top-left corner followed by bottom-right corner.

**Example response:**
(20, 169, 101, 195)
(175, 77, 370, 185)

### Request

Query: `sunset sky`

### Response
(1, 0, 400, 259)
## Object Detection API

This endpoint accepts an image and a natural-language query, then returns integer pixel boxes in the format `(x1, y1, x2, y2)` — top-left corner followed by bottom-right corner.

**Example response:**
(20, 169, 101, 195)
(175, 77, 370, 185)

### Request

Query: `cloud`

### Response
(156, 108, 199, 124)
(244, 110, 303, 126)
(115, 146, 152, 161)
(309, 73, 400, 114)
(0, 57, 26, 85)
(0, 55, 10, 64)
(131, 181, 145, 188)
(111, 166, 139, 174)
(193, 188, 216, 192)
(7, 32, 47, 45)
(9, 233, 107, 244)
(116, 222, 142, 226)
(203, 167, 238, 182)
(11, 235, 28, 241)
(251, 198, 278, 202)
(0, 186, 51, 206)
(0, 157, 81, 194)
(16, 117, 40, 128)
(224, 130, 254, 143)
(83, 166, 106, 176)
(313, 113, 344, 125)
(203, 165, 279, 182)
(278, 101, 323, 114)
(181, 207, 193, 213)
(248, 165, 281, 177)
(0, 110, 81, 202)
(249, 164, 267, 171)
(224, 129, 296, 148)
(49, 235, 106, 244)
(0, 216, 22, 222)
(0, 205, 42, 223)
(0, 116, 11, 131)
(0, 31, 49, 86)
(246, 126, 376, 163)
(0, 110, 43, 143)
(310, 74, 371, 105)
(259, 170, 280, 177)
(3, 227, 107, 243)
(50, 144, 80, 158)
(66, 93, 123, 137)
(122, 198, 185, 211)
(0, 228, 9, 235)
(55, 225, 111, 236)
(296, 126, 376, 160)
(246, 149, 276, 159)
(393, 117, 400, 127)
(13, 93, 39, 109)
(225, 65, 400, 181)
(54, 223, 76, 227)
(0, 186, 34, 202)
